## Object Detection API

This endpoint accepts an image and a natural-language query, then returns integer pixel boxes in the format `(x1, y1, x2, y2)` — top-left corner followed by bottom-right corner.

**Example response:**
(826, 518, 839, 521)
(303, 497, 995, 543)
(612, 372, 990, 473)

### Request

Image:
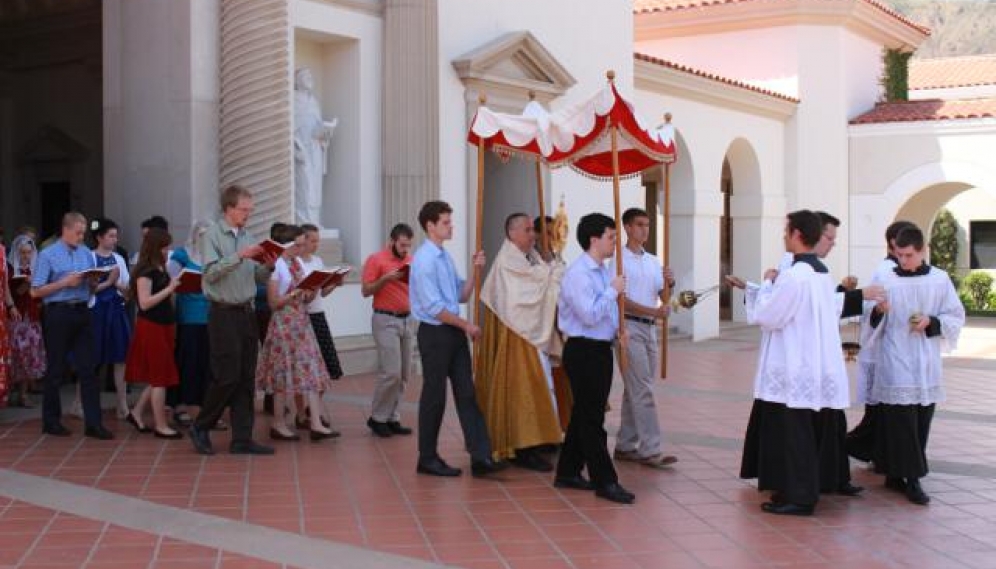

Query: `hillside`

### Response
(886, 0, 996, 58)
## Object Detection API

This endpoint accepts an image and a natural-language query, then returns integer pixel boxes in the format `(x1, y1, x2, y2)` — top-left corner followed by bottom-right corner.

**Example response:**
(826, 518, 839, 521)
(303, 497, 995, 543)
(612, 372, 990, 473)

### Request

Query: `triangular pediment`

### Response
(16, 125, 89, 164)
(452, 31, 576, 102)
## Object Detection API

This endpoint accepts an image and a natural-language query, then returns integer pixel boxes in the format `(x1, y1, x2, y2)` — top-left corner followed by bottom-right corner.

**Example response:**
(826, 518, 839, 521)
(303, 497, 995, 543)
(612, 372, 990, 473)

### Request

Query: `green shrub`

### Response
(959, 290, 976, 311)
(961, 271, 994, 310)
(989, 291, 996, 312)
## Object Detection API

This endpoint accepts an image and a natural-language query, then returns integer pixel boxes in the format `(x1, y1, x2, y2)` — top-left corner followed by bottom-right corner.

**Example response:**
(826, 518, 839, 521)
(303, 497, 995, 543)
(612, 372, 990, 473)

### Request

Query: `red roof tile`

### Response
(635, 52, 800, 102)
(909, 54, 996, 90)
(850, 97, 996, 124)
(633, 0, 930, 35)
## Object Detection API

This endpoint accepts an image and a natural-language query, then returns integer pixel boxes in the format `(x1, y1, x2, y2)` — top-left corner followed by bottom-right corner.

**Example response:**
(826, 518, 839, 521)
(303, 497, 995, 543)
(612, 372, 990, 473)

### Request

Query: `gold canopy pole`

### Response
(661, 139, 673, 379)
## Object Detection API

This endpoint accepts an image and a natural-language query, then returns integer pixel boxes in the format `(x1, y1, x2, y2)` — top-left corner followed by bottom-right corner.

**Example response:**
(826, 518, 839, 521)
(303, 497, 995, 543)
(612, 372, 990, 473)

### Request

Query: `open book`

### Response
(9, 274, 31, 287)
(398, 263, 411, 284)
(295, 266, 351, 292)
(251, 239, 293, 263)
(75, 266, 114, 279)
(175, 268, 202, 294)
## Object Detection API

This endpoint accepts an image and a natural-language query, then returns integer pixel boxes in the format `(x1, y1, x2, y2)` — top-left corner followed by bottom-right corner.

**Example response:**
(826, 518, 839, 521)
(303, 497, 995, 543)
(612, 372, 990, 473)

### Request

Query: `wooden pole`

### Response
(660, 113, 674, 379)
(536, 161, 548, 257)
(609, 117, 627, 373)
(661, 161, 672, 379)
(474, 95, 486, 335)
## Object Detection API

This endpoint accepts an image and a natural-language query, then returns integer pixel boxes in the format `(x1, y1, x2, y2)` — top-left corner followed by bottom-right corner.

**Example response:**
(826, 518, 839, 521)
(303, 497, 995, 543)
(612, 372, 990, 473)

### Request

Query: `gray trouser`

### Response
(370, 312, 413, 422)
(616, 319, 662, 456)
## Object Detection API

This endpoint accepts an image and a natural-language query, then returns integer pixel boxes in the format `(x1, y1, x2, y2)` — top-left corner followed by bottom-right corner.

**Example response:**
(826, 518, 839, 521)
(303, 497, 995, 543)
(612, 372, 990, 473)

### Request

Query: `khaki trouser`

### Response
(616, 319, 662, 457)
(370, 312, 413, 422)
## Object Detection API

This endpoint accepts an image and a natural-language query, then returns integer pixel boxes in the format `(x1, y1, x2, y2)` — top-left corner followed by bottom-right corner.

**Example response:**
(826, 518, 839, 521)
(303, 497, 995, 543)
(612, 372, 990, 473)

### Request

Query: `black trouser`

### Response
(42, 303, 102, 429)
(875, 403, 935, 479)
(194, 304, 259, 444)
(556, 337, 618, 487)
(416, 323, 491, 462)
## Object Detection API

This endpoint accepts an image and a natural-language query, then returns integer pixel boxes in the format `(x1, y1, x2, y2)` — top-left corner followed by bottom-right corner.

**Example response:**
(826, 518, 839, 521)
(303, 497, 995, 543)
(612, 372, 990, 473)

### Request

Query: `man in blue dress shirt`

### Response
(553, 213, 634, 504)
(31, 212, 113, 439)
(410, 200, 506, 478)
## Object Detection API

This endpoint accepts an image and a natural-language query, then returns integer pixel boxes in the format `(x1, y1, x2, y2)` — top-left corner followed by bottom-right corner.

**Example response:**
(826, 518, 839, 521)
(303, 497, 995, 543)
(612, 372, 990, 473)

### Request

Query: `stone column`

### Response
(218, 0, 293, 238)
(382, 0, 439, 233)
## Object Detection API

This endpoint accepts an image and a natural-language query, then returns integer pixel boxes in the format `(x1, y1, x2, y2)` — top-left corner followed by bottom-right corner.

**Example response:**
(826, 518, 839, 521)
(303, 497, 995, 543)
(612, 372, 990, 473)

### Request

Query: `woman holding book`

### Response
(7, 235, 45, 407)
(166, 220, 212, 426)
(124, 228, 183, 438)
(256, 224, 335, 441)
(89, 218, 132, 419)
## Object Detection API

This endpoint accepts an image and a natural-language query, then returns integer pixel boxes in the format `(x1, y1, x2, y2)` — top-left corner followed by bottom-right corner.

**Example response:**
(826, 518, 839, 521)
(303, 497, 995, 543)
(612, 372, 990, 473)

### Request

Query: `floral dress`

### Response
(256, 259, 332, 394)
(8, 265, 46, 384)
(0, 249, 9, 406)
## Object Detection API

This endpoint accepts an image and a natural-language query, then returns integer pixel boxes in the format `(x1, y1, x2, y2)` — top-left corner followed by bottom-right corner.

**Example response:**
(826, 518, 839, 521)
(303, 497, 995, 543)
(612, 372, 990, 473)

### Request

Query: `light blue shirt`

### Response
(558, 253, 619, 341)
(410, 240, 465, 325)
(31, 239, 96, 304)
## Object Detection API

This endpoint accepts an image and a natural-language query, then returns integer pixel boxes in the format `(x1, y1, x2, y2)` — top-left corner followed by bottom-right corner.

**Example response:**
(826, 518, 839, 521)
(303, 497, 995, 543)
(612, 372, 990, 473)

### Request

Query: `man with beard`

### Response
(361, 223, 416, 437)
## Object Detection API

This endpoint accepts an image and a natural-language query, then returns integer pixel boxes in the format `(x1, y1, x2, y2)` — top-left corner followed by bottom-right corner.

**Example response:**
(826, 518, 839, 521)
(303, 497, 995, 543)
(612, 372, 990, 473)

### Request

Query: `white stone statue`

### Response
(293, 68, 338, 226)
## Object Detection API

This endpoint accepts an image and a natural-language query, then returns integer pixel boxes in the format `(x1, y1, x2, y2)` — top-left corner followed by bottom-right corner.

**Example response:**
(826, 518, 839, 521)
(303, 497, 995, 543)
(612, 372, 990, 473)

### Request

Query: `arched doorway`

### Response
(722, 138, 763, 322)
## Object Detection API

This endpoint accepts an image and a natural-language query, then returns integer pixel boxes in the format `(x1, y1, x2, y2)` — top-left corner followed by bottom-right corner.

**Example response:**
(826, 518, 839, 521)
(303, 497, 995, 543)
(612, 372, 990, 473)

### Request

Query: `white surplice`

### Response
(745, 259, 850, 411)
(855, 257, 899, 404)
(865, 266, 964, 406)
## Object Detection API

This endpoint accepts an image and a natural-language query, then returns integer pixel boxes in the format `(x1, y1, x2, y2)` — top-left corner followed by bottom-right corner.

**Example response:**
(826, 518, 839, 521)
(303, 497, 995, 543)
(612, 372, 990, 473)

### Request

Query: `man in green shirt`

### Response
(189, 184, 279, 455)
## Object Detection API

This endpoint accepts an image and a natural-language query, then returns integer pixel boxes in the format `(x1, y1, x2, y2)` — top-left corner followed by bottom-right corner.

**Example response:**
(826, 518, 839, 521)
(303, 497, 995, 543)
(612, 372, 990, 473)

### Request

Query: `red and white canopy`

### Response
(467, 79, 677, 180)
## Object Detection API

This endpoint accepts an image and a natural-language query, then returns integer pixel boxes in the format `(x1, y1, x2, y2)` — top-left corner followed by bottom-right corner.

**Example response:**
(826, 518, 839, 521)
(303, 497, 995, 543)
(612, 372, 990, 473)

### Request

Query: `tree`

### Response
(930, 208, 959, 276)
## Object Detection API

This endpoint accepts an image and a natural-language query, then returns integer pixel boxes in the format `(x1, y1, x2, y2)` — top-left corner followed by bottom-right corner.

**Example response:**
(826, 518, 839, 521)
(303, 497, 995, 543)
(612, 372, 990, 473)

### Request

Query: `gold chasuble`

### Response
(477, 239, 567, 460)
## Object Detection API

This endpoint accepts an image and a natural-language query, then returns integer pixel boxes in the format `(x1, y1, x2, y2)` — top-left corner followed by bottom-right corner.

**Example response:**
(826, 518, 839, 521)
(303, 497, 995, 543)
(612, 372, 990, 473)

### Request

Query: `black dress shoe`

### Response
(511, 450, 554, 472)
(761, 501, 814, 516)
(885, 477, 907, 492)
(387, 421, 412, 435)
(366, 417, 393, 438)
(838, 482, 865, 496)
(230, 441, 276, 455)
(595, 483, 636, 504)
(154, 429, 184, 440)
(42, 424, 72, 437)
(269, 428, 301, 441)
(417, 457, 462, 477)
(126, 413, 152, 434)
(189, 425, 215, 455)
(906, 479, 930, 505)
(471, 458, 510, 478)
(554, 475, 595, 491)
(84, 426, 114, 440)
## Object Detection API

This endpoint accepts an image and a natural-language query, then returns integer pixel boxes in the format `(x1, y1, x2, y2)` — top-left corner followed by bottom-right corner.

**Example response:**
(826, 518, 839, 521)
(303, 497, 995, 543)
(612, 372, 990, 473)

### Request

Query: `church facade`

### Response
(1, 0, 994, 356)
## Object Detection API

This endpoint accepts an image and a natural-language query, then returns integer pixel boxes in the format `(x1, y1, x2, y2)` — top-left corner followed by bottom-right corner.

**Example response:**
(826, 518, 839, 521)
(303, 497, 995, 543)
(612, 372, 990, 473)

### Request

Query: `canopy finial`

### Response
(478, 93, 487, 105)
(606, 69, 616, 82)
(528, 90, 536, 101)
(664, 112, 673, 124)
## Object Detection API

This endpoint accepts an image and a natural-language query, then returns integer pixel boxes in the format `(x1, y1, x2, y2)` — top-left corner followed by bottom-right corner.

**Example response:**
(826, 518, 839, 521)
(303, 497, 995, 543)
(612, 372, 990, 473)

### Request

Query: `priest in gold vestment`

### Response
(477, 213, 566, 472)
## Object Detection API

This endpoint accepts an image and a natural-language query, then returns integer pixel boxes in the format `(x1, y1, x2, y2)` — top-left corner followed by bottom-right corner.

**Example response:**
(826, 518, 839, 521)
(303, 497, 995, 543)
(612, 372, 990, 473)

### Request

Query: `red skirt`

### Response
(125, 318, 179, 387)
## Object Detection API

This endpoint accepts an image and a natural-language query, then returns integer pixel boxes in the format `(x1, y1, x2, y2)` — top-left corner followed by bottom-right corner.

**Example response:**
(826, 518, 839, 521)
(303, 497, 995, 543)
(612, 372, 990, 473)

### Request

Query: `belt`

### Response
(567, 336, 613, 348)
(46, 300, 88, 308)
(209, 300, 253, 311)
(374, 309, 410, 318)
(625, 315, 656, 325)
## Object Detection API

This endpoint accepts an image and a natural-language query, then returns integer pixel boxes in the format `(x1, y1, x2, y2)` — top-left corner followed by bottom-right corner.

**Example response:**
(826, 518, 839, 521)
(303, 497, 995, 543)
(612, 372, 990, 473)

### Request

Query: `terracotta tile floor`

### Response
(3, 320, 996, 568)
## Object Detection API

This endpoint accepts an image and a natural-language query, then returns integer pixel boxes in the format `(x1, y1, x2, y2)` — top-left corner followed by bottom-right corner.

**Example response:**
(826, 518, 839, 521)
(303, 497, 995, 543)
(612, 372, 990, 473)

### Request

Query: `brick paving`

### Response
(2, 320, 996, 568)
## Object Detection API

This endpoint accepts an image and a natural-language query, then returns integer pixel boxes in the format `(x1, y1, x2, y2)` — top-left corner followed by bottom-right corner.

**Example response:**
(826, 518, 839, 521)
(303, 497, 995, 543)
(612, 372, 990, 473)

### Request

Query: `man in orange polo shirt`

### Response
(361, 223, 415, 437)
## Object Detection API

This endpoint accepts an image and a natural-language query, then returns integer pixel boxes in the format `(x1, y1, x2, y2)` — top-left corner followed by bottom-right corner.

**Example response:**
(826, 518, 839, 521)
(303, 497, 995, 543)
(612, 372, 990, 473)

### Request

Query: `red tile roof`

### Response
(850, 97, 996, 124)
(635, 53, 800, 102)
(909, 54, 996, 90)
(633, 0, 930, 35)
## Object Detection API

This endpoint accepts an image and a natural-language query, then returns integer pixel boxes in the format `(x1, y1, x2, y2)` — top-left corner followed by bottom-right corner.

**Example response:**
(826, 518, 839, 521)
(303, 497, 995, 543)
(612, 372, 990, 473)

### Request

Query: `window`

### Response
(970, 221, 996, 269)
